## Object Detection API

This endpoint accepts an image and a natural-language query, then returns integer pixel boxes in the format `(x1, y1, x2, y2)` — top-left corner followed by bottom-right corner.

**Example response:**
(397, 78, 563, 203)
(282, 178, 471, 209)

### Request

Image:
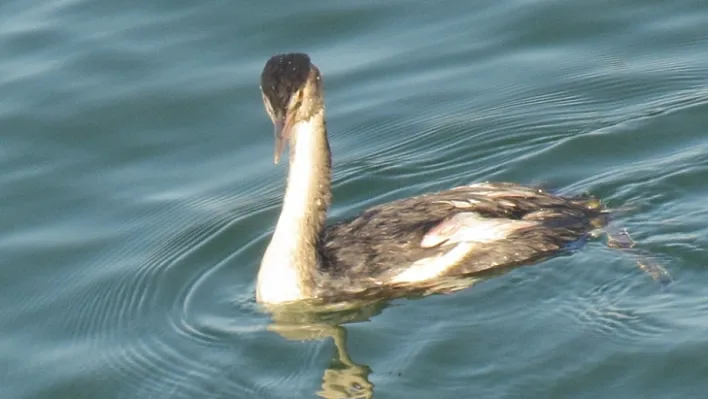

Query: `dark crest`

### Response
(260, 53, 312, 115)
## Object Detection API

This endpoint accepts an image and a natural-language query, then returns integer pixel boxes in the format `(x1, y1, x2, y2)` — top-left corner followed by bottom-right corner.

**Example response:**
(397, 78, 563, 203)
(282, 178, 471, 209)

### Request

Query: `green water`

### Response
(2, 0, 708, 397)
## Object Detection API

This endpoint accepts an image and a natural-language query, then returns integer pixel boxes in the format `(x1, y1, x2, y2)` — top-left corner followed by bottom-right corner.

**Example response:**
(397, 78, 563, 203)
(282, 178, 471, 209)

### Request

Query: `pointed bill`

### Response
(273, 119, 285, 164)
(272, 111, 297, 165)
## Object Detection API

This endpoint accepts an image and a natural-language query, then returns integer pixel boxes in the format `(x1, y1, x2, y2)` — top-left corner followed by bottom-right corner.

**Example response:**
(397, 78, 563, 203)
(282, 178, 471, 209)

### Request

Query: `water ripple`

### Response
(553, 271, 674, 345)
(2, 0, 708, 397)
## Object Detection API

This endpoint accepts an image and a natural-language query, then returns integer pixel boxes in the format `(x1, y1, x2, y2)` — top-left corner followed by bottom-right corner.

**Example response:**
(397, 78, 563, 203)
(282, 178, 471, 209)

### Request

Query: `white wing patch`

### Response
(421, 212, 538, 248)
(390, 243, 474, 283)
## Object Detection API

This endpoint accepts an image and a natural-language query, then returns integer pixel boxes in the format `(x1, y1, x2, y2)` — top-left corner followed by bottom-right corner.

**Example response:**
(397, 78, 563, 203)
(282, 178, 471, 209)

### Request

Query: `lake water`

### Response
(2, 0, 708, 398)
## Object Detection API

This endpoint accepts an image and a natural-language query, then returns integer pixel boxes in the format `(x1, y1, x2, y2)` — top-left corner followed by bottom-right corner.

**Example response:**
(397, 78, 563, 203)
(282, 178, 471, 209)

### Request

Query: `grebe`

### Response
(256, 53, 607, 305)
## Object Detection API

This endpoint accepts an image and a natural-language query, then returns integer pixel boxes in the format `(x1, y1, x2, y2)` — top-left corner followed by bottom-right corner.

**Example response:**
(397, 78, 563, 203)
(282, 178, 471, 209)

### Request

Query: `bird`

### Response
(256, 52, 608, 306)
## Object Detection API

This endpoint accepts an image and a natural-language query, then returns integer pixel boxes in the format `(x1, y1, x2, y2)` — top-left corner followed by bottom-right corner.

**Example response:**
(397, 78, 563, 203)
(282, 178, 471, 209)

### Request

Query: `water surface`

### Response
(2, 0, 708, 398)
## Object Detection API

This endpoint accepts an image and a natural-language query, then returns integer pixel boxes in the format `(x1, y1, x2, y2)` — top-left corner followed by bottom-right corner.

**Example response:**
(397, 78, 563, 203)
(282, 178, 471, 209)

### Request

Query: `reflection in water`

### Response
(317, 327, 373, 399)
(262, 277, 486, 398)
(266, 300, 389, 398)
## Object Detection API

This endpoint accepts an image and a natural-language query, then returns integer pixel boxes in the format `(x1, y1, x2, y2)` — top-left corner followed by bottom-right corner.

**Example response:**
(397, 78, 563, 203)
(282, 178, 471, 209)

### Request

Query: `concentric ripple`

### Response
(45, 191, 280, 398)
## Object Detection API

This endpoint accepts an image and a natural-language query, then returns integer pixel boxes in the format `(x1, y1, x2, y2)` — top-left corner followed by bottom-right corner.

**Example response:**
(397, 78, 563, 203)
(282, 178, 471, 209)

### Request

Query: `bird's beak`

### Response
(273, 111, 296, 165)
(273, 119, 285, 165)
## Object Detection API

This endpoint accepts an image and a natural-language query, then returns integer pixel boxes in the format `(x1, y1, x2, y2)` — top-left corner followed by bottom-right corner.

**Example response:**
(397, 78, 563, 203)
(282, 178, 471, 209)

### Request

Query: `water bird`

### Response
(256, 52, 608, 306)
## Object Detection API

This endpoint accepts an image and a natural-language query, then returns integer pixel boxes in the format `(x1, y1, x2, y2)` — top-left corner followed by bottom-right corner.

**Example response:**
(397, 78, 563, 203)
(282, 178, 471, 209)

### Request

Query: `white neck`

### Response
(257, 111, 331, 305)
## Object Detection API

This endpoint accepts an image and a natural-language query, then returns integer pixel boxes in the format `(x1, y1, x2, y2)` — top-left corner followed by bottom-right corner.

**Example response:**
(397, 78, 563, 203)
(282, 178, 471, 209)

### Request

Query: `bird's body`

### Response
(317, 183, 605, 300)
(256, 53, 608, 306)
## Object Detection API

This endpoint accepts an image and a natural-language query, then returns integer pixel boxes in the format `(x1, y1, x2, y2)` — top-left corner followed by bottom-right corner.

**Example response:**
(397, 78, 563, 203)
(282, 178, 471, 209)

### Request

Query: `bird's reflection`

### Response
(264, 277, 482, 399)
(266, 299, 390, 399)
(317, 326, 373, 399)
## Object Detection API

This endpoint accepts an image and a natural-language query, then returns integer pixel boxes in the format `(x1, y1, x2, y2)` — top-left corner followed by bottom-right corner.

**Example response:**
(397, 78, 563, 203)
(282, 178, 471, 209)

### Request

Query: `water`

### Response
(1, 0, 707, 397)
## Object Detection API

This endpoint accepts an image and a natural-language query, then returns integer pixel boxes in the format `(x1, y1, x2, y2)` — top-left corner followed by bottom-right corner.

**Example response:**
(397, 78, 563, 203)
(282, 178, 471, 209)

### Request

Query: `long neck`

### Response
(257, 109, 332, 304)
